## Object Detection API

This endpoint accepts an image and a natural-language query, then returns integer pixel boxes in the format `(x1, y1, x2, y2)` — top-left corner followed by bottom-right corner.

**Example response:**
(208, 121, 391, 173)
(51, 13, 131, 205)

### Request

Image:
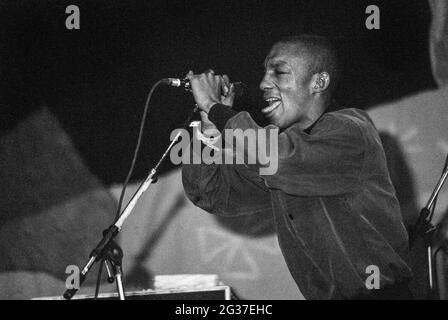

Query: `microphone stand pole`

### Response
(63, 106, 198, 300)
(410, 153, 448, 299)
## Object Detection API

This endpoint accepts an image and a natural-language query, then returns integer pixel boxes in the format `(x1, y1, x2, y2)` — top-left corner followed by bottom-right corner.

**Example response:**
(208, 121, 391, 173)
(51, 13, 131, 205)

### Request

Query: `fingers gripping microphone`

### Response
(162, 78, 246, 97)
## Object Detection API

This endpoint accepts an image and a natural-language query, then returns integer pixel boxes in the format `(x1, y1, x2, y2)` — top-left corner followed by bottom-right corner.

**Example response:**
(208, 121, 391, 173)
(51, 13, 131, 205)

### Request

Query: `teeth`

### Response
(262, 100, 281, 114)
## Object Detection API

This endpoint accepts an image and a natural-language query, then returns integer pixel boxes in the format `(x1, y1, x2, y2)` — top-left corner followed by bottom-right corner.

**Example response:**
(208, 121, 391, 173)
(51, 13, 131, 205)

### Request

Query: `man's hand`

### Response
(186, 70, 236, 113)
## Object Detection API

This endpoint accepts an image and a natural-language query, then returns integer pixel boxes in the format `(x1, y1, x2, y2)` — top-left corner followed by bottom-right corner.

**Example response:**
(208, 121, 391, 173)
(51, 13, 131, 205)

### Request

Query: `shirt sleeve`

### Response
(182, 162, 272, 216)
(182, 105, 368, 215)
(210, 105, 367, 197)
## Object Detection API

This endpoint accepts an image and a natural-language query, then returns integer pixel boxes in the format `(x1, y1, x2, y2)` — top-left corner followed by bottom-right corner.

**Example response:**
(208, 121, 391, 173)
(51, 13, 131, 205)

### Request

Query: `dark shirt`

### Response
(182, 104, 412, 299)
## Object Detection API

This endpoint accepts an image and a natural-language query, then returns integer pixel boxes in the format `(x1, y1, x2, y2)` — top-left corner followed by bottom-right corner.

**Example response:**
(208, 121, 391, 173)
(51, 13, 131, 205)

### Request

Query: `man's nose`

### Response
(259, 73, 273, 91)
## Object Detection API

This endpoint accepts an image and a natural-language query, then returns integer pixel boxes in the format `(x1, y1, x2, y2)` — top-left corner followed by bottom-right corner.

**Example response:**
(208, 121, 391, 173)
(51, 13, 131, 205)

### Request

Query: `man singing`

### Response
(182, 34, 412, 299)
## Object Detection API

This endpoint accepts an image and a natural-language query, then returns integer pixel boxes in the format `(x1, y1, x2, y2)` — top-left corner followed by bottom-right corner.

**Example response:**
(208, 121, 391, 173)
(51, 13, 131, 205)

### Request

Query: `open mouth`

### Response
(262, 97, 282, 114)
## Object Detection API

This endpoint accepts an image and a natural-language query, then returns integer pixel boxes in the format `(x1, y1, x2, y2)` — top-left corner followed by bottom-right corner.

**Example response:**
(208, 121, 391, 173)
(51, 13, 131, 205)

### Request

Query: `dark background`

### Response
(0, 0, 436, 185)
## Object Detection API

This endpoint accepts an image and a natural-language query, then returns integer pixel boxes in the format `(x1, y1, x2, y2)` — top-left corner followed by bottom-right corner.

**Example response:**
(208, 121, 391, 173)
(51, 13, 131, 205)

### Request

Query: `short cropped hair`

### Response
(278, 34, 339, 93)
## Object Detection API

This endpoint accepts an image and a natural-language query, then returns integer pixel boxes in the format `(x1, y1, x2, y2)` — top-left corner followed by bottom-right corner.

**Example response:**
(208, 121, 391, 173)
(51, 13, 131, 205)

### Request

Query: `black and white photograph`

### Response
(0, 0, 448, 305)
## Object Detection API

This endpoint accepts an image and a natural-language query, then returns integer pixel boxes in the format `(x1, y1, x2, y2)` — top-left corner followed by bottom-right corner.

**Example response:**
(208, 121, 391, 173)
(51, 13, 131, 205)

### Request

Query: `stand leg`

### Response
(104, 260, 115, 283)
(116, 272, 125, 300)
(104, 240, 126, 300)
(428, 245, 433, 292)
(424, 228, 439, 300)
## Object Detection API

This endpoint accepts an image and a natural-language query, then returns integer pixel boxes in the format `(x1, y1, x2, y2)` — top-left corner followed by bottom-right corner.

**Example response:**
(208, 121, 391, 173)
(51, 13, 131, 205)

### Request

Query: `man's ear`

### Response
(311, 72, 330, 93)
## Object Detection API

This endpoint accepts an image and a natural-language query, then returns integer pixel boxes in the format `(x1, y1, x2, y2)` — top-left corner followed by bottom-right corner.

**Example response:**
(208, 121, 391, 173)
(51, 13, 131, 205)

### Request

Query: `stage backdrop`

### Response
(368, 86, 448, 299)
(368, 87, 448, 222)
(0, 107, 116, 299)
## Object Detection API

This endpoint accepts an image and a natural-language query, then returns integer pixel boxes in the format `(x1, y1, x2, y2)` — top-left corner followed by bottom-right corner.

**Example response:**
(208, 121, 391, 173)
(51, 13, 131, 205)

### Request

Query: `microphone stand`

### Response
(63, 106, 198, 300)
(410, 152, 448, 299)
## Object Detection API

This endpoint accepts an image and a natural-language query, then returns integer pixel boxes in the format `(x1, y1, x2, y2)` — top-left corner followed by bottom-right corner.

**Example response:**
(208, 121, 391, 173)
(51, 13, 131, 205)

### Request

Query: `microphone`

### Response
(161, 78, 246, 97)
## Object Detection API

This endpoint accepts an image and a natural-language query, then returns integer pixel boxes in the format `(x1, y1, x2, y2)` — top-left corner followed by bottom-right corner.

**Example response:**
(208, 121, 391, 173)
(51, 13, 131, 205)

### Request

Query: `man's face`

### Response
(260, 42, 315, 129)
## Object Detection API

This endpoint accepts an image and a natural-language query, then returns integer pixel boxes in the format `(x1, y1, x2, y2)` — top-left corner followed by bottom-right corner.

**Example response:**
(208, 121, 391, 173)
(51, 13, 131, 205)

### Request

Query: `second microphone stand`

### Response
(410, 152, 448, 299)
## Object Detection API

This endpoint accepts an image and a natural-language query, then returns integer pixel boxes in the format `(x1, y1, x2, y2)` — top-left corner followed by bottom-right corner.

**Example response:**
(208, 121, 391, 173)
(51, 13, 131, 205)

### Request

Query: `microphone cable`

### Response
(113, 80, 163, 223)
(94, 79, 163, 299)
